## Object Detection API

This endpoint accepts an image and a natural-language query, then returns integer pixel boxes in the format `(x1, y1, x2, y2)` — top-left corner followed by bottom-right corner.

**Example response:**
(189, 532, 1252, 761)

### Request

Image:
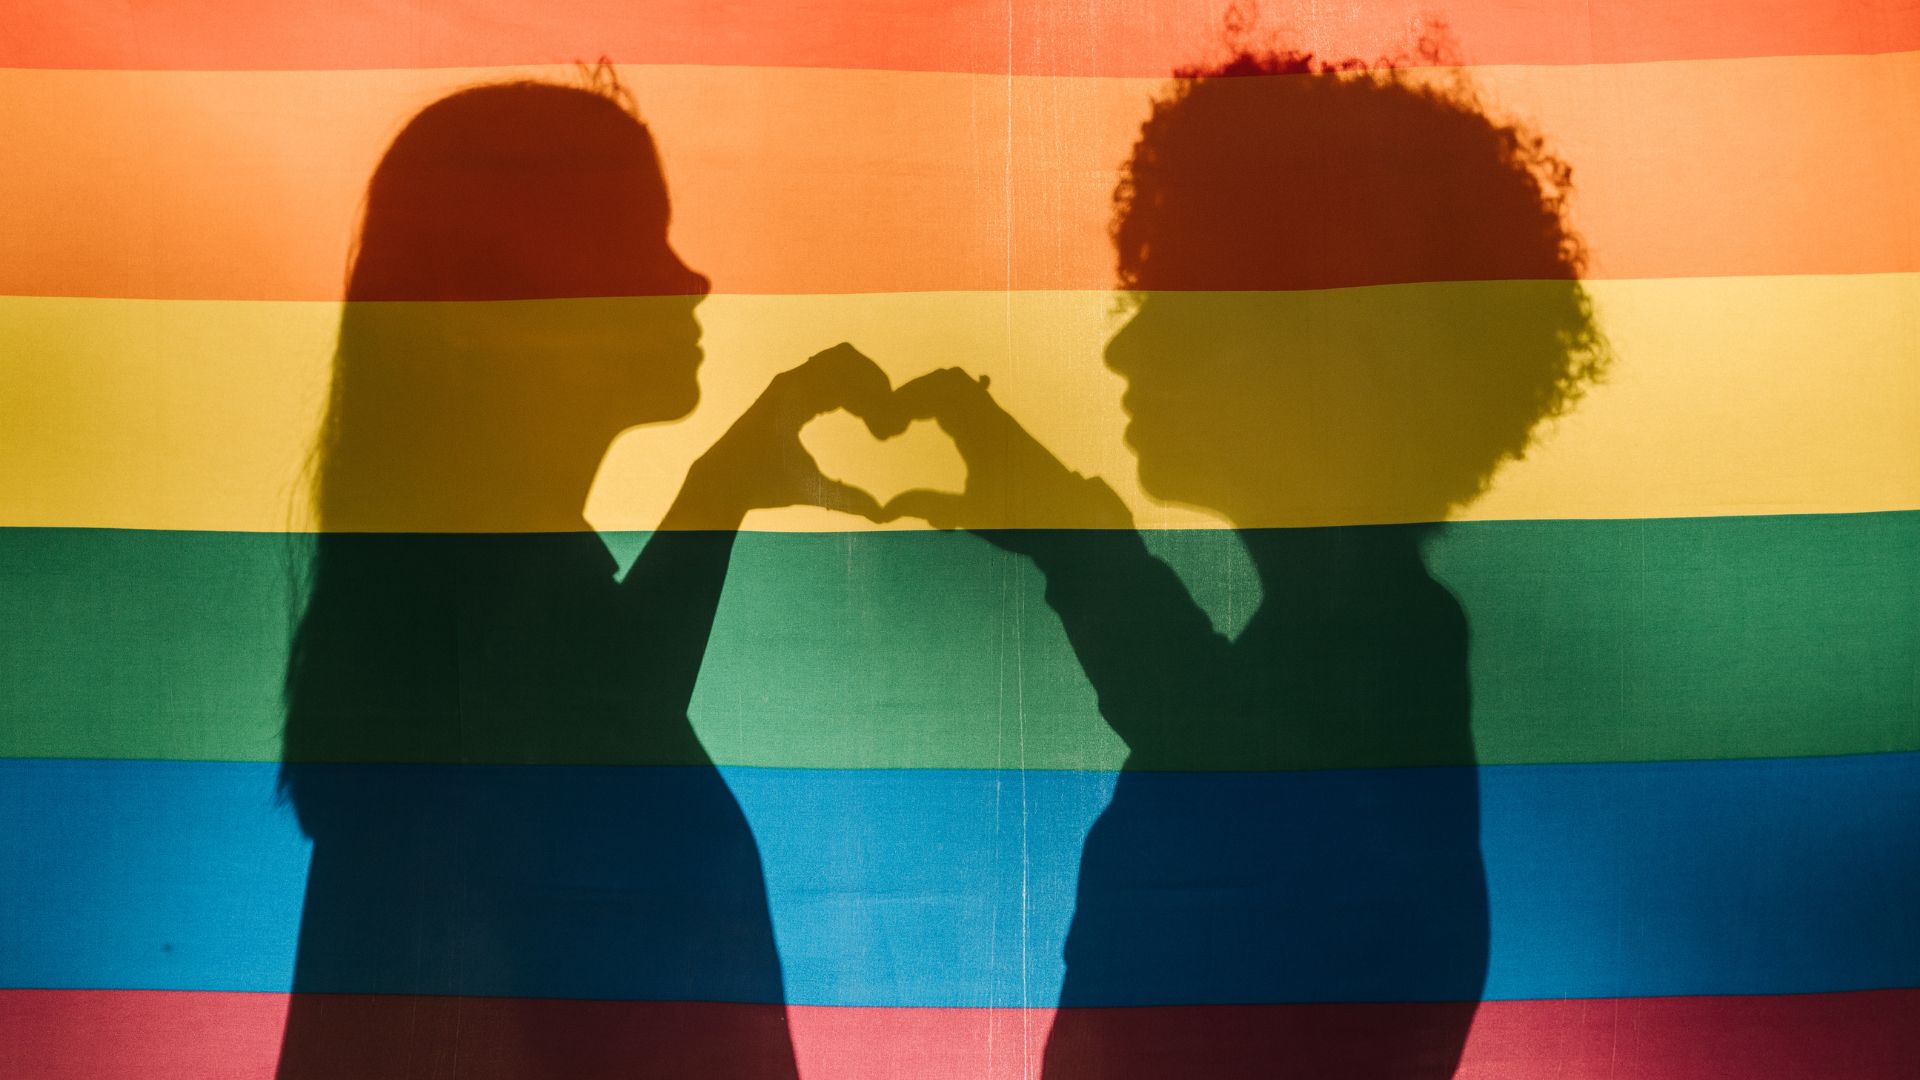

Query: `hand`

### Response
(881, 367, 1131, 534)
(667, 343, 906, 529)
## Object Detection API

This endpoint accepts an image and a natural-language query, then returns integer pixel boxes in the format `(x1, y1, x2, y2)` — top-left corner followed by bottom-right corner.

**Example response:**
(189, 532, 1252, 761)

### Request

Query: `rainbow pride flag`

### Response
(4, 3, 1917, 1077)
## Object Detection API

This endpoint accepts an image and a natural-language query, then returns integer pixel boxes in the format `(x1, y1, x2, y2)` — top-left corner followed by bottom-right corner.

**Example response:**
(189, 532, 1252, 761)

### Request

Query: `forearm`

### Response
(614, 463, 745, 713)
(1022, 529, 1233, 749)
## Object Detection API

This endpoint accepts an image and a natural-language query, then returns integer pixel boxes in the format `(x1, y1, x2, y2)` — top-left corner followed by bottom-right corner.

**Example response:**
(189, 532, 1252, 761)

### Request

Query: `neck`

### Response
(458, 433, 608, 531)
(1239, 524, 1431, 600)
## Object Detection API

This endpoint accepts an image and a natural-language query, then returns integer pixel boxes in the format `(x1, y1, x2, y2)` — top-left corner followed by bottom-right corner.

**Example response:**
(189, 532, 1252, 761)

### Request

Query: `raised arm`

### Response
(613, 344, 902, 715)
(885, 369, 1234, 755)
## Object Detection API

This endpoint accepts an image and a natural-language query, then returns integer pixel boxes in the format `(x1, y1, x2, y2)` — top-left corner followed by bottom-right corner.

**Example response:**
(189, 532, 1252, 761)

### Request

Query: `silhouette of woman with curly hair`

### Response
(887, 51, 1606, 1078)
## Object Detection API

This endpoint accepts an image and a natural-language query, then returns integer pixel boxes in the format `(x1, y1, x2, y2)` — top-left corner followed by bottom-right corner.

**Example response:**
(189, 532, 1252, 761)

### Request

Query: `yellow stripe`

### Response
(3, 276, 1916, 532)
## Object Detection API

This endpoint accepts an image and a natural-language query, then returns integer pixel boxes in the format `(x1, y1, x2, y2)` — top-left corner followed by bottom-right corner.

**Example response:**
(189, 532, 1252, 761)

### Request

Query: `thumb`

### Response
(881, 489, 972, 531)
(804, 474, 885, 522)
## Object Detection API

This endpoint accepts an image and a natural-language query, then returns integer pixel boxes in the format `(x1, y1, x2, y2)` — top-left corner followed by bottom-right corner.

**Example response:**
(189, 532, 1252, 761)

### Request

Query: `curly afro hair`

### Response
(1112, 51, 1609, 515)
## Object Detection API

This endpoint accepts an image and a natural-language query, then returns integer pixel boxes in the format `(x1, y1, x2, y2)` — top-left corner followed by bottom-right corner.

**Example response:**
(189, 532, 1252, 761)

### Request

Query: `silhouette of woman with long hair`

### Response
(887, 52, 1606, 1078)
(276, 79, 898, 1079)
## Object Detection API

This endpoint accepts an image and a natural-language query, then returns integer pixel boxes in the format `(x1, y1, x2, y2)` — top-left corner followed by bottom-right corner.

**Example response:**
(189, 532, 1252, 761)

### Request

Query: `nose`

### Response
(672, 252, 711, 300)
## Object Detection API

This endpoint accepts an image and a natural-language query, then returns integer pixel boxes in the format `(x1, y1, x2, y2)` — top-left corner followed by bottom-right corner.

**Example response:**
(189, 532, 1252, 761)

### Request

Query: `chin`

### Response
(618, 378, 700, 427)
(658, 378, 701, 421)
(1135, 453, 1226, 514)
(1134, 457, 1184, 504)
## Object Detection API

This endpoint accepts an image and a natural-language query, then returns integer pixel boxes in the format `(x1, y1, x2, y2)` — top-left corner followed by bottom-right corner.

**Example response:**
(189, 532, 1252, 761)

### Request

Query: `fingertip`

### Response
(884, 489, 968, 531)
(866, 413, 910, 440)
(810, 475, 880, 518)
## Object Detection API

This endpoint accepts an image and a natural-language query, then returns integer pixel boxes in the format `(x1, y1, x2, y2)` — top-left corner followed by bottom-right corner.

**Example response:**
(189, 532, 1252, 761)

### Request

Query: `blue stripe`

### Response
(1, 755, 1916, 1006)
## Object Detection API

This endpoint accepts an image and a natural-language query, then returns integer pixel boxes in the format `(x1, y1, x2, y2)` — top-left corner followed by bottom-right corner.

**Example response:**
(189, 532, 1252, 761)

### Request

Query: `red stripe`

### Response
(8, 0, 1918, 73)
(4, 989, 1916, 1079)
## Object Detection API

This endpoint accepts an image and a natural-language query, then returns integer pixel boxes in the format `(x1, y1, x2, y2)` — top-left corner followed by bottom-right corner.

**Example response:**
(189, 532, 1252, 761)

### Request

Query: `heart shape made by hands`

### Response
(800, 409, 967, 510)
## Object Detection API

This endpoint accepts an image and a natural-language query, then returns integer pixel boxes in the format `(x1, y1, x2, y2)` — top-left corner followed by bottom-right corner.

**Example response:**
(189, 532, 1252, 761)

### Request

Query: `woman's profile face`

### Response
(478, 116, 711, 434)
(407, 154, 713, 443)
(351, 84, 712, 437)
(1104, 290, 1320, 520)
(559, 197, 712, 432)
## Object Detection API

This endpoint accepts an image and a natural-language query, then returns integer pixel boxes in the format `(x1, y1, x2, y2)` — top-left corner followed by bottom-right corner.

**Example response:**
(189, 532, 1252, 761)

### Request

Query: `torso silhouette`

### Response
(277, 530, 797, 1079)
(1031, 527, 1487, 1079)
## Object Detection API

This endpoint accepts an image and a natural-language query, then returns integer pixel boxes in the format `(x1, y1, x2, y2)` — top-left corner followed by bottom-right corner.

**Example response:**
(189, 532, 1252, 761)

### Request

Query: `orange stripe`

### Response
(2, 54, 1916, 300)
(7, 0, 1918, 72)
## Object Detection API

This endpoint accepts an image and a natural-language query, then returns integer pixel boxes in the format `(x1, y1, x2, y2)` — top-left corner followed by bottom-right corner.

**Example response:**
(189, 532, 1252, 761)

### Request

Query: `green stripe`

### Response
(3, 514, 1914, 770)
